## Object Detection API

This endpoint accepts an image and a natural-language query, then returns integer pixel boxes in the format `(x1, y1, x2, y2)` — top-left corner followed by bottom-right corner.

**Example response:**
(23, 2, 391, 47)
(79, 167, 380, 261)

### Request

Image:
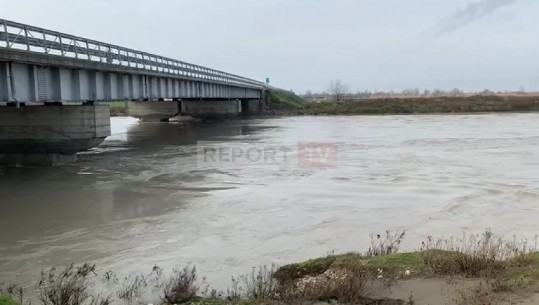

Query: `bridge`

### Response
(0, 18, 269, 165)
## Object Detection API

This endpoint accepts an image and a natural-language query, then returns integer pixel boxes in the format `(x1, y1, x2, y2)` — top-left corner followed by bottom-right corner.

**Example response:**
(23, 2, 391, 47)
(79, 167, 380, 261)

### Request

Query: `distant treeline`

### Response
(305, 95, 539, 115)
(302, 87, 529, 100)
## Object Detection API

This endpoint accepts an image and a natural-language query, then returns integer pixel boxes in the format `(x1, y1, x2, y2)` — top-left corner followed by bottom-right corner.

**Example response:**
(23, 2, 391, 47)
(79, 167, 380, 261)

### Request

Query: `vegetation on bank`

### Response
(265, 90, 305, 114)
(0, 296, 20, 305)
(305, 95, 539, 115)
(4, 230, 539, 305)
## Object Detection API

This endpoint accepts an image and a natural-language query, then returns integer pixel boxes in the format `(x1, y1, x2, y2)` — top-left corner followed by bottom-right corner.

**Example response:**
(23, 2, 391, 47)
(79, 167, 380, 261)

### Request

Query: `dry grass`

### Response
(366, 230, 406, 258)
(420, 230, 537, 277)
(241, 265, 279, 301)
(115, 273, 150, 305)
(7, 230, 539, 305)
(36, 263, 97, 305)
(160, 266, 202, 304)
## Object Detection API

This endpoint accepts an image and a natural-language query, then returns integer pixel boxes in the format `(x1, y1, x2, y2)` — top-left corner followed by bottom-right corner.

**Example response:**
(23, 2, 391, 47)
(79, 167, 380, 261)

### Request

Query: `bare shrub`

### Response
(225, 276, 242, 301)
(36, 263, 96, 305)
(331, 266, 368, 304)
(327, 79, 350, 101)
(160, 266, 200, 304)
(421, 230, 536, 277)
(116, 274, 150, 305)
(366, 230, 406, 257)
(506, 235, 538, 267)
(241, 264, 279, 301)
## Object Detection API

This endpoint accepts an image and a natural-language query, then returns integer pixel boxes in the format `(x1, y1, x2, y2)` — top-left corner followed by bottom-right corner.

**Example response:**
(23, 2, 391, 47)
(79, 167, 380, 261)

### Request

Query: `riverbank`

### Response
(305, 95, 539, 115)
(3, 230, 539, 305)
(266, 90, 305, 114)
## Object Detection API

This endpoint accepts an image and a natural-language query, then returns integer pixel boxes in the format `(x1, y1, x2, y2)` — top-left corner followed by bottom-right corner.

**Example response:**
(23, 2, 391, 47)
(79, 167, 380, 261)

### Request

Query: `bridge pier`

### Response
(182, 100, 242, 120)
(240, 99, 264, 114)
(0, 105, 110, 166)
(126, 101, 180, 121)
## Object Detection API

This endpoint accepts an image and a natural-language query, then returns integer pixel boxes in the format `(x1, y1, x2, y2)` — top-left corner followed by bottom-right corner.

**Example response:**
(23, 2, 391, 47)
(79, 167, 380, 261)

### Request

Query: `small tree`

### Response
(432, 89, 445, 97)
(451, 88, 462, 97)
(327, 79, 350, 101)
(481, 89, 494, 96)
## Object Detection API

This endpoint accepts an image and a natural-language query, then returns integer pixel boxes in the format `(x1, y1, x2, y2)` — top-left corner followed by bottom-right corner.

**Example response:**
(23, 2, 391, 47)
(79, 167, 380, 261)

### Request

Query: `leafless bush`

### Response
(225, 276, 242, 301)
(36, 263, 96, 305)
(115, 274, 150, 305)
(366, 230, 406, 257)
(241, 264, 279, 301)
(160, 266, 201, 304)
(332, 266, 368, 303)
(327, 79, 350, 101)
(421, 230, 536, 277)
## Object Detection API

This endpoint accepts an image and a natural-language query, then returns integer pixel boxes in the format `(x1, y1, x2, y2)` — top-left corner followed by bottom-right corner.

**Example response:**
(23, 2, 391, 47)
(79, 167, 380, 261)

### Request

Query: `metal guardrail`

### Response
(0, 18, 265, 89)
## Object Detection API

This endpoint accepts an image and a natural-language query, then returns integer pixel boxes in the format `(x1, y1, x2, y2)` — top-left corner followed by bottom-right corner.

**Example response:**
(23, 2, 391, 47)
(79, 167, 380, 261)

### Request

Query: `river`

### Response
(1, 113, 539, 290)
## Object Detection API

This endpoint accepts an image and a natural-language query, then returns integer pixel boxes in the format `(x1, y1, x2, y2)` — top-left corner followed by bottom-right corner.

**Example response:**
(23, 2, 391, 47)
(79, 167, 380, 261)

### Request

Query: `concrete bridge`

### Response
(0, 19, 268, 165)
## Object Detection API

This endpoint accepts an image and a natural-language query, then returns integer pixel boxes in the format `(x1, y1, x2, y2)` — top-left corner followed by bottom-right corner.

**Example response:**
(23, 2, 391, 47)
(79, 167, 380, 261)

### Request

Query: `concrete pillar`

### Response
(240, 99, 263, 113)
(126, 101, 180, 121)
(182, 100, 241, 120)
(0, 62, 8, 102)
(0, 105, 110, 165)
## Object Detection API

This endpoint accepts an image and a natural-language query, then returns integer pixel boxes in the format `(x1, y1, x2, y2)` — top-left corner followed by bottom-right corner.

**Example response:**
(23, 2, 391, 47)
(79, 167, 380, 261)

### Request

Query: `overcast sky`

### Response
(1, 0, 537, 93)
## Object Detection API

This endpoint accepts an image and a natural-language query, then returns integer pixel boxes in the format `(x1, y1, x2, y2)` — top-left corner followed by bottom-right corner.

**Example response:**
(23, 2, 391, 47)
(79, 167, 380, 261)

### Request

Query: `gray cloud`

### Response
(1, 0, 538, 92)
(433, 0, 518, 37)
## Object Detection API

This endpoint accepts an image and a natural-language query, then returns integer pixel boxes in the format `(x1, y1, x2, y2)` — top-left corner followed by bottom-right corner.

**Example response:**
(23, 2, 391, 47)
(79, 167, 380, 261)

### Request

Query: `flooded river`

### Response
(2, 114, 539, 289)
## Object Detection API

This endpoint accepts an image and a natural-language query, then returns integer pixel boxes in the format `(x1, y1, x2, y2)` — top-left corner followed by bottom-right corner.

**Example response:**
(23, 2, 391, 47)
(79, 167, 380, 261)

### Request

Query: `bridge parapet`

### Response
(0, 19, 265, 89)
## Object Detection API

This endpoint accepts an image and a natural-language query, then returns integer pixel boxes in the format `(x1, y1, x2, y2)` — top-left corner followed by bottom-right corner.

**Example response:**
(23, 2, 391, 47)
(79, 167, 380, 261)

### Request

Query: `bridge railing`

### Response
(0, 19, 265, 89)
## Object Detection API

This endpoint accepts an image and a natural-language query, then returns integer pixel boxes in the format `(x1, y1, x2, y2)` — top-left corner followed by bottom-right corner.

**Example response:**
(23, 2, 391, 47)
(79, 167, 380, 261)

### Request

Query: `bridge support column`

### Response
(181, 100, 241, 120)
(126, 101, 180, 121)
(240, 99, 264, 114)
(0, 105, 110, 166)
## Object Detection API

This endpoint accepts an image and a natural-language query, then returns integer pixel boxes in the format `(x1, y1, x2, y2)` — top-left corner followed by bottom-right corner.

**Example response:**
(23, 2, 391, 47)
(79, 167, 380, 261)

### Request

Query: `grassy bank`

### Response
(266, 90, 306, 114)
(305, 95, 539, 115)
(4, 230, 539, 305)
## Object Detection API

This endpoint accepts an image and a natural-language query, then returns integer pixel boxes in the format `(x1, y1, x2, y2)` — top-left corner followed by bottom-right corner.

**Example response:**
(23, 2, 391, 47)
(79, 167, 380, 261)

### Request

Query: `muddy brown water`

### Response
(1, 114, 539, 292)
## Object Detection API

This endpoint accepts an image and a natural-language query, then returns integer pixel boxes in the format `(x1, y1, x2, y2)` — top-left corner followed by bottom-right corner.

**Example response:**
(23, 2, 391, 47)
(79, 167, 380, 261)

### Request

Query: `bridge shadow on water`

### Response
(0, 119, 279, 263)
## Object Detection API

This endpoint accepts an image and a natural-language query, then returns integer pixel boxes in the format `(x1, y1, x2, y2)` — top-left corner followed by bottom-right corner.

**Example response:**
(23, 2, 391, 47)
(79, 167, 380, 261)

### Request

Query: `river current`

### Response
(1, 113, 539, 289)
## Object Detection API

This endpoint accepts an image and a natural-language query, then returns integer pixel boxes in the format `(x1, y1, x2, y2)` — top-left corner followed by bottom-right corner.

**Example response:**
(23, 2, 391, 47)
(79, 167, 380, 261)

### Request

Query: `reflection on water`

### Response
(2, 114, 539, 290)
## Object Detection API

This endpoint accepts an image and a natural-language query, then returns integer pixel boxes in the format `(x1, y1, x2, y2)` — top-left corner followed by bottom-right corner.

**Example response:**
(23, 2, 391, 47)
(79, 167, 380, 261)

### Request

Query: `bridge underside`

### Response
(0, 62, 262, 102)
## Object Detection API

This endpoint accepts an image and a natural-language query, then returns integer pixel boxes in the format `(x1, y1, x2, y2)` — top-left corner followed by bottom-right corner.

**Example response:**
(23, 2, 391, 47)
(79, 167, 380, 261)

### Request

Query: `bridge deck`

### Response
(0, 19, 265, 102)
